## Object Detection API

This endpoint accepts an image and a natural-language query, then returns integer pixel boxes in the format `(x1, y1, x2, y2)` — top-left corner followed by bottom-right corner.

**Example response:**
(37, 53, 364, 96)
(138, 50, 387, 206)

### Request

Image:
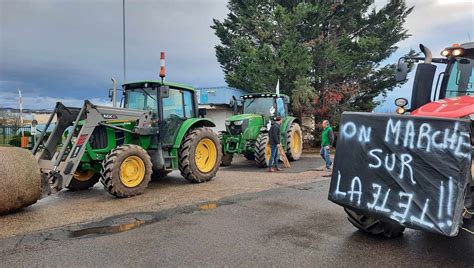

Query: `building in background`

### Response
(196, 86, 246, 131)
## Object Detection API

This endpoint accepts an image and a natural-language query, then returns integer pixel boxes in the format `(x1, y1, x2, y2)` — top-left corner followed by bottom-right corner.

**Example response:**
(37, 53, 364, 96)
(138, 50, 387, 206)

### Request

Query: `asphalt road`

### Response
(0, 179, 472, 267)
(0, 154, 327, 238)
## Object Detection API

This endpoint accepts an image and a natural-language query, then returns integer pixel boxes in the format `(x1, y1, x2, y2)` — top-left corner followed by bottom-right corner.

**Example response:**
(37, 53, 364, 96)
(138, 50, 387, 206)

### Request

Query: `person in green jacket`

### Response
(320, 120, 334, 170)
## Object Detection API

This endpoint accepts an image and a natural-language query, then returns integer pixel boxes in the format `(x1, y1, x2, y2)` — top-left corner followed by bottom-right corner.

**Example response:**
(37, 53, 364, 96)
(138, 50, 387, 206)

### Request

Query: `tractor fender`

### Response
(280, 116, 301, 149)
(172, 118, 216, 149)
(281, 116, 301, 133)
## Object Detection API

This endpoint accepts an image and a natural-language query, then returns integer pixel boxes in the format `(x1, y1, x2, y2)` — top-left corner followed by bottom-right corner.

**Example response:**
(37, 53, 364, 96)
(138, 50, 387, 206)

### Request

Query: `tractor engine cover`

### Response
(328, 112, 471, 236)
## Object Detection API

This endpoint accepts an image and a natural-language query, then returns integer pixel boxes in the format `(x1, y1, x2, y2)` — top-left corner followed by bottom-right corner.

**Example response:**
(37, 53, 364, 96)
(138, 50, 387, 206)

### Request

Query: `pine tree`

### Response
(212, 0, 413, 140)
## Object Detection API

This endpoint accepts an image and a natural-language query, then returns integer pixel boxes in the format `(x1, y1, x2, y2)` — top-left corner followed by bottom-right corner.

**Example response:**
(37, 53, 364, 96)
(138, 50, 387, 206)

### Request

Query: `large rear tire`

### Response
(100, 144, 152, 197)
(178, 128, 222, 183)
(254, 133, 270, 168)
(344, 208, 405, 238)
(0, 147, 41, 214)
(286, 122, 303, 161)
(67, 170, 100, 191)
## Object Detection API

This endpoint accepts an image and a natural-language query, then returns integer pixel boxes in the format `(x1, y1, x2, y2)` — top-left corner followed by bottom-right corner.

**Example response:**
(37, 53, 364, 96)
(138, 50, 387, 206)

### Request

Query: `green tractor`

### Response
(220, 93, 303, 167)
(0, 78, 223, 214)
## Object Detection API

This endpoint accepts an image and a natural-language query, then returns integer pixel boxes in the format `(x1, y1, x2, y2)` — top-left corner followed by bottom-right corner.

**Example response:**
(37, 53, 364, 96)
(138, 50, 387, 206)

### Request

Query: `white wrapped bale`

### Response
(0, 147, 41, 214)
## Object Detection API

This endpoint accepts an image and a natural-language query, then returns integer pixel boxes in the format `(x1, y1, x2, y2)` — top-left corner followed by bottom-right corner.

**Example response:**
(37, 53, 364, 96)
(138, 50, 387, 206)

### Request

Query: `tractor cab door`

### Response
(160, 88, 194, 147)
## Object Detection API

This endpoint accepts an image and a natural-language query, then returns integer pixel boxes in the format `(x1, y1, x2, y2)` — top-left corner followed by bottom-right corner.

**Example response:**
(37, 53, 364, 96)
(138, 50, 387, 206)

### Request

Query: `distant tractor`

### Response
(0, 55, 223, 214)
(220, 93, 303, 167)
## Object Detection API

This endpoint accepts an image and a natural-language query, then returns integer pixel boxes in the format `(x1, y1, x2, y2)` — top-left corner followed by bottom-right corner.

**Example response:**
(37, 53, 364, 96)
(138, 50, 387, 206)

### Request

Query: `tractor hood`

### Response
(226, 114, 263, 122)
(411, 95, 474, 118)
(225, 114, 265, 139)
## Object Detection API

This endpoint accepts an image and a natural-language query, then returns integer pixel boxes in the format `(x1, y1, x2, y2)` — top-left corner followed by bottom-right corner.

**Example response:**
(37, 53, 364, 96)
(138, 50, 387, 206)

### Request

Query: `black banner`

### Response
(328, 112, 471, 236)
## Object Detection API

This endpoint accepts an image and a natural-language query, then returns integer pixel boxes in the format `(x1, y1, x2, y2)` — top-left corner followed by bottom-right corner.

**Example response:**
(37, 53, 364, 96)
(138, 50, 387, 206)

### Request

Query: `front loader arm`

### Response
(34, 100, 152, 196)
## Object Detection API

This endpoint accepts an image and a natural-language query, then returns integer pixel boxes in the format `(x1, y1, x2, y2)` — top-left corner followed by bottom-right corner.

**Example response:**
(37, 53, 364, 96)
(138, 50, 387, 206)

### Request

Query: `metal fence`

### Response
(0, 126, 32, 147)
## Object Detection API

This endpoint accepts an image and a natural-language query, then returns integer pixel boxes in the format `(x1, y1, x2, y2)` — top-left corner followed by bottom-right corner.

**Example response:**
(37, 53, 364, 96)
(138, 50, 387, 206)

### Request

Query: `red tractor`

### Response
(394, 42, 474, 117)
(329, 42, 474, 237)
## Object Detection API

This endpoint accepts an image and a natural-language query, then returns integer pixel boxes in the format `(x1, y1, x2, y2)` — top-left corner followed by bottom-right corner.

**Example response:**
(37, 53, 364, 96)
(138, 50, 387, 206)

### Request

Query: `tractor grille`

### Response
(227, 120, 248, 135)
(228, 124, 242, 135)
(89, 126, 108, 149)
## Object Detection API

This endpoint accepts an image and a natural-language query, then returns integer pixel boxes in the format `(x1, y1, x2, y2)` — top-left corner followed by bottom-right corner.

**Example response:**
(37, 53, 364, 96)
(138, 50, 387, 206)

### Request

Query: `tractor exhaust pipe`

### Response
(111, 77, 117, 108)
(410, 44, 436, 111)
(420, 44, 432, 64)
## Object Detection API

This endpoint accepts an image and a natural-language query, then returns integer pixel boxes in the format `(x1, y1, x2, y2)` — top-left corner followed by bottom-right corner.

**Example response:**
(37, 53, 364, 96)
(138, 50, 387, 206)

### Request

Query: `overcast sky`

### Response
(0, 0, 473, 110)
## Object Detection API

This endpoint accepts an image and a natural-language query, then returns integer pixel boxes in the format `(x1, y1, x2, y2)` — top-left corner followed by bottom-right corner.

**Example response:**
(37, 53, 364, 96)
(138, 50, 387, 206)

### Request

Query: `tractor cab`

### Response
(121, 81, 200, 146)
(122, 81, 197, 119)
(394, 42, 474, 117)
(240, 93, 290, 118)
(442, 47, 474, 98)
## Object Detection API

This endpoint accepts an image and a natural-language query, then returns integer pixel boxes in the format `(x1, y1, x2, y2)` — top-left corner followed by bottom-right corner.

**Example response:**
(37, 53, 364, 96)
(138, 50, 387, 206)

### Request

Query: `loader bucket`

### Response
(0, 147, 42, 214)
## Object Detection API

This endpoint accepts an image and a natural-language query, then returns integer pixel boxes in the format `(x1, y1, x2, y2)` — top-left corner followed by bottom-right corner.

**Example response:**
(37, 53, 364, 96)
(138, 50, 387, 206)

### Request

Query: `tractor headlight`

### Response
(441, 49, 450, 57)
(396, 107, 406, 115)
(233, 120, 244, 126)
(394, 97, 408, 107)
(452, 48, 464, 57)
(225, 121, 231, 126)
(394, 97, 408, 115)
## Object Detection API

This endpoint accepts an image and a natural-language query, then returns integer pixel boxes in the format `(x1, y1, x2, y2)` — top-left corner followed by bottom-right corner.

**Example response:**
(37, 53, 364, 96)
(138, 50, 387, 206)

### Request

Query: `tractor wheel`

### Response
(254, 133, 271, 168)
(286, 122, 303, 161)
(178, 128, 222, 183)
(344, 208, 405, 238)
(244, 152, 255, 161)
(221, 153, 233, 166)
(67, 170, 100, 191)
(100, 144, 152, 198)
(151, 169, 172, 181)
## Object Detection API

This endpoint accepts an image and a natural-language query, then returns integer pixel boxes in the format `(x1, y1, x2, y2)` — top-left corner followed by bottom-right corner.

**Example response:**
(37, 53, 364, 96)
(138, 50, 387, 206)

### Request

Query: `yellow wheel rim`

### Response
(195, 138, 218, 173)
(265, 142, 271, 161)
(73, 170, 95, 182)
(120, 156, 145, 188)
(291, 131, 302, 154)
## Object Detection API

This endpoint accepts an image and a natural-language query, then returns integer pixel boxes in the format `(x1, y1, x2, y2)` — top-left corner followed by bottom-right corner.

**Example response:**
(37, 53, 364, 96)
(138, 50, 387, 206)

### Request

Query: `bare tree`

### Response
(0, 110, 22, 133)
(0, 110, 8, 126)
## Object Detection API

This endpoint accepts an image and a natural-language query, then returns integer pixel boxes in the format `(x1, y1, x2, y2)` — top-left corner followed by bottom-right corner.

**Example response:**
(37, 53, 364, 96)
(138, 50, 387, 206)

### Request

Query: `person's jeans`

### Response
(268, 144, 279, 168)
(320, 146, 332, 169)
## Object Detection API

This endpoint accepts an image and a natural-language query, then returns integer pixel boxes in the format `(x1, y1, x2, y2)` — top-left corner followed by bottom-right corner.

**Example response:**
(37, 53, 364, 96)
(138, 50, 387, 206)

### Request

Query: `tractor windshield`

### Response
(445, 57, 474, 98)
(125, 88, 157, 111)
(243, 97, 275, 116)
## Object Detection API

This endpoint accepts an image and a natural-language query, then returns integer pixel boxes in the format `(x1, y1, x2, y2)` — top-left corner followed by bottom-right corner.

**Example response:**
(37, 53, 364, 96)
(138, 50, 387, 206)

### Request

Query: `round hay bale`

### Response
(0, 147, 41, 214)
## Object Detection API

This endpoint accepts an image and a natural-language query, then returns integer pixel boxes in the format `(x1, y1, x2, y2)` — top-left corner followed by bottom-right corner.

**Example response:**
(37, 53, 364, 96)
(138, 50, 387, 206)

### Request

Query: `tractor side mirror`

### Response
(198, 108, 207, 118)
(229, 96, 238, 115)
(395, 61, 408, 82)
(160, 86, 170, 98)
(108, 88, 113, 100)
